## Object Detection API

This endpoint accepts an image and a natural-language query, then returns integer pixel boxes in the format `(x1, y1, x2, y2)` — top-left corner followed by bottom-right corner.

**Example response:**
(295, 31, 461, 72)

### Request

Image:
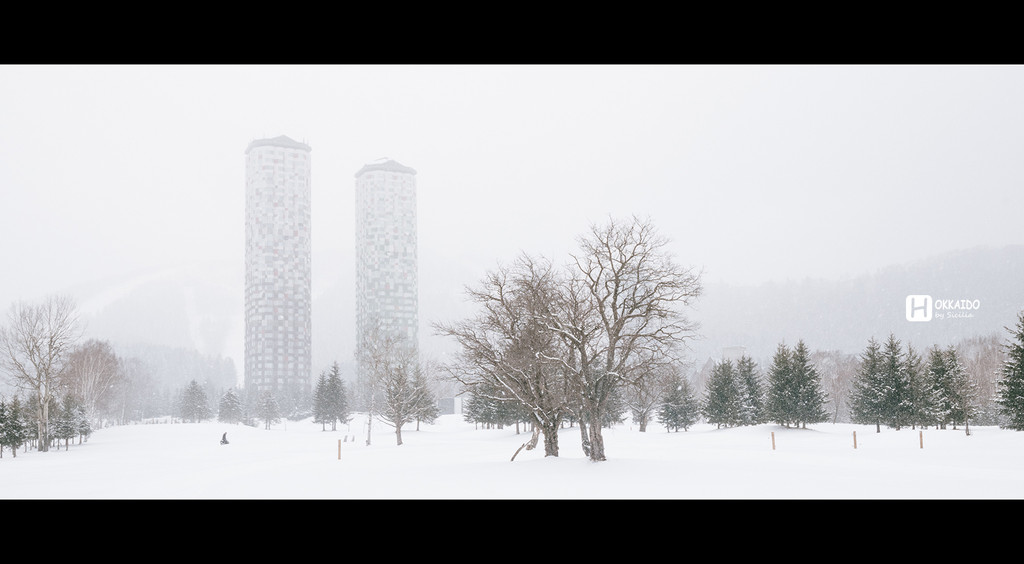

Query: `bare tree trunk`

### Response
(395, 425, 403, 446)
(578, 417, 591, 458)
(38, 401, 50, 453)
(586, 411, 606, 462)
(542, 424, 559, 457)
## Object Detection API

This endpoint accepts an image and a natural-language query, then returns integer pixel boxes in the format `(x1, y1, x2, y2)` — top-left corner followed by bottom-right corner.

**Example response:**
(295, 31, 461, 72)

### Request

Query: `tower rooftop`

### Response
(355, 159, 416, 177)
(245, 135, 311, 154)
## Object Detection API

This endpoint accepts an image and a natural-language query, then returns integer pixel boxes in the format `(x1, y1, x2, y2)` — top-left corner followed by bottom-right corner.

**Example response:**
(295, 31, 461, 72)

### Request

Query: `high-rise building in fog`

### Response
(244, 135, 312, 398)
(355, 159, 418, 374)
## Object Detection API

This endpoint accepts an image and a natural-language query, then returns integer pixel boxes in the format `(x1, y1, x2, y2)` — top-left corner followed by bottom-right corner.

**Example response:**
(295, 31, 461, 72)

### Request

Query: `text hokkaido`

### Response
(933, 299, 981, 310)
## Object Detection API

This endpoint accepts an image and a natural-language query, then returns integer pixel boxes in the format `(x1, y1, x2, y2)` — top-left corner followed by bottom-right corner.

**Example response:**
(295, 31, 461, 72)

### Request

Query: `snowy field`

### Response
(1, 414, 1023, 500)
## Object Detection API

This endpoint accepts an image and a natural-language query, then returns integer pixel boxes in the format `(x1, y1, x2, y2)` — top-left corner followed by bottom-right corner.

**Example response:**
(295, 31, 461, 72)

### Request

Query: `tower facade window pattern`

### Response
(244, 135, 312, 396)
(355, 159, 419, 373)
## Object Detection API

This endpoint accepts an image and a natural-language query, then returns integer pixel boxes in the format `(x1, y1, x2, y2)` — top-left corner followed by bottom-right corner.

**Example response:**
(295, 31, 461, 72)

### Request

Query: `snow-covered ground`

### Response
(1, 414, 1022, 499)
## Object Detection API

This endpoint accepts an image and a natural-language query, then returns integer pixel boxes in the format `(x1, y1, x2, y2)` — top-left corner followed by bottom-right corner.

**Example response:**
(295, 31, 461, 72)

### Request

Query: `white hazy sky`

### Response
(2, 64, 1023, 312)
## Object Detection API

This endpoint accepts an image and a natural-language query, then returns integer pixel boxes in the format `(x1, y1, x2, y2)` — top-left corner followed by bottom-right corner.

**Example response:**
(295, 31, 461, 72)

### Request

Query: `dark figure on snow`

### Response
(220, 432, 229, 445)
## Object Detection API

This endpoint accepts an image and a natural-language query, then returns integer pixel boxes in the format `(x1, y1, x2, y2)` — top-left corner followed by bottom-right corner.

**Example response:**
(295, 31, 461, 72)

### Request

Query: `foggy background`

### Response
(2, 65, 1023, 384)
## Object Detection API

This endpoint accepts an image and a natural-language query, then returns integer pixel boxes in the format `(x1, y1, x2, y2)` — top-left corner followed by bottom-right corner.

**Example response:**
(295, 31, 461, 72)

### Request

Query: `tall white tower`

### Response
(354, 159, 418, 374)
(244, 135, 312, 398)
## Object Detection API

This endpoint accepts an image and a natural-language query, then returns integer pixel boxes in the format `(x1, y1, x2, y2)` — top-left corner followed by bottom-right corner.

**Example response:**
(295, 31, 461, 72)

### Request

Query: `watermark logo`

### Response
(905, 294, 980, 321)
(906, 295, 932, 322)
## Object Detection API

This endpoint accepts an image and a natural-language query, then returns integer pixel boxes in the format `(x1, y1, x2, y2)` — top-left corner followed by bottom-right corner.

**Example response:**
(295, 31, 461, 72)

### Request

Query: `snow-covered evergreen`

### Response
(702, 359, 741, 428)
(217, 388, 243, 425)
(790, 341, 828, 429)
(312, 362, 352, 432)
(0, 395, 28, 458)
(765, 343, 795, 427)
(736, 355, 766, 425)
(658, 371, 699, 432)
(256, 391, 281, 430)
(944, 346, 978, 433)
(850, 338, 887, 432)
(997, 311, 1024, 430)
(179, 379, 212, 423)
(879, 335, 912, 430)
(904, 344, 937, 429)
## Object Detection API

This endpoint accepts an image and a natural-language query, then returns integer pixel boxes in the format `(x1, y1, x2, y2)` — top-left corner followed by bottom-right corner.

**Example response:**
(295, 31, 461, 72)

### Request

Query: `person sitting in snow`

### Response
(220, 432, 229, 445)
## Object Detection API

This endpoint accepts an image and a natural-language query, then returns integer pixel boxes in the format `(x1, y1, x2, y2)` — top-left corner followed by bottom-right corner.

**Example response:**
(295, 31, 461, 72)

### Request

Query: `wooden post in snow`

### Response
(338, 439, 341, 460)
(853, 430, 857, 449)
(919, 430, 923, 449)
(771, 432, 775, 450)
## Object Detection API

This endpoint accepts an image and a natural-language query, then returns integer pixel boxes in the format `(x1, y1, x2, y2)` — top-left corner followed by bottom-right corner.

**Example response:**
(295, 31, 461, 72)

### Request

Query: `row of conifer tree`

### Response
(665, 311, 1024, 434)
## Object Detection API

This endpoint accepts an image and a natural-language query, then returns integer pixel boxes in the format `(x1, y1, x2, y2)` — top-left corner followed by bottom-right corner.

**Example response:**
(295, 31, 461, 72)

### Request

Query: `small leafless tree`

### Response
(356, 319, 414, 446)
(0, 295, 82, 452)
(626, 357, 682, 432)
(812, 349, 858, 424)
(377, 344, 429, 446)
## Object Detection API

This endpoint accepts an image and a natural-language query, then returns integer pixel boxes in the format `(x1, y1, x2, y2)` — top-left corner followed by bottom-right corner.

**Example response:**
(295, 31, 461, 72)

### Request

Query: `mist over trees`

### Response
(0, 242, 1020, 465)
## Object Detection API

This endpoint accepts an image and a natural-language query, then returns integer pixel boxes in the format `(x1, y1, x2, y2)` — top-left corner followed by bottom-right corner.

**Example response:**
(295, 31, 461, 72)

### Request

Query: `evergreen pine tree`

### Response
(74, 401, 91, 444)
(312, 371, 331, 430)
(462, 390, 491, 426)
(658, 370, 699, 431)
(735, 355, 765, 425)
(180, 380, 212, 423)
(702, 359, 741, 428)
(944, 346, 977, 433)
(0, 399, 8, 458)
(765, 343, 795, 427)
(880, 334, 912, 430)
(325, 362, 351, 431)
(926, 345, 954, 429)
(218, 388, 244, 425)
(256, 391, 281, 430)
(601, 385, 628, 428)
(997, 311, 1024, 430)
(6, 396, 29, 457)
(850, 338, 887, 432)
(904, 344, 935, 429)
(52, 394, 80, 451)
(657, 373, 684, 432)
(790, 340, 828, 428)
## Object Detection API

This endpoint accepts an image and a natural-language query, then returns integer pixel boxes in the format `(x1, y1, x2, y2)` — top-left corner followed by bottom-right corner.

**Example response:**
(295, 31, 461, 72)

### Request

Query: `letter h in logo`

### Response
(906, 295, 932, 322)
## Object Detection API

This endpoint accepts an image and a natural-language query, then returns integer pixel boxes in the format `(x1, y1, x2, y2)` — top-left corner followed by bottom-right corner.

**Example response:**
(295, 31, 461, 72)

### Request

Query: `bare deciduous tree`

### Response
(625, 357, 682, 432)
(435, 254, 572, 457)
(439, 216, 703, 462)
(377, 343, 428, 446)
(548, 216, 702, 461)
(0, 295, 82, 452)
(356, 319, 415, 446)
(64, 339, 123, 427)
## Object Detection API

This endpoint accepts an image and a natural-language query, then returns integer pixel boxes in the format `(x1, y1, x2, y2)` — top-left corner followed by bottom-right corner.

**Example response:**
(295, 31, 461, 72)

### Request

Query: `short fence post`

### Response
(919, 430, 923, 449)
(771, 432, 775, 450)
(338, 439, 341, 460)
(853, 430, 857, 449)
